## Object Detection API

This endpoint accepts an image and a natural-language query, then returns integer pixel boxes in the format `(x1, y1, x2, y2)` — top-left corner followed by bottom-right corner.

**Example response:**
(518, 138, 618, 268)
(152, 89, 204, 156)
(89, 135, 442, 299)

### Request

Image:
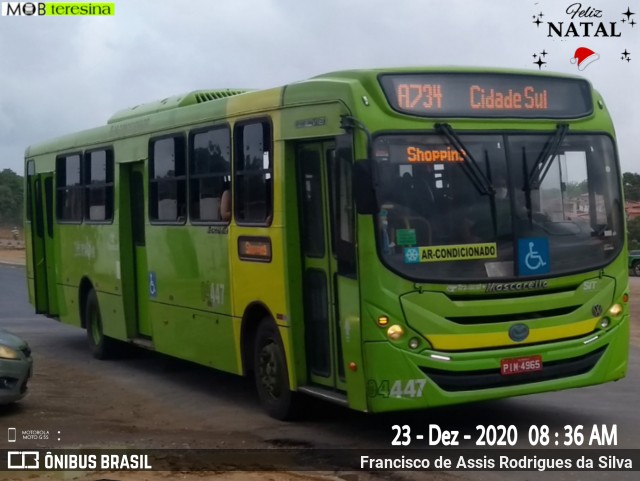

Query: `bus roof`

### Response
(106, 89, 250, 124)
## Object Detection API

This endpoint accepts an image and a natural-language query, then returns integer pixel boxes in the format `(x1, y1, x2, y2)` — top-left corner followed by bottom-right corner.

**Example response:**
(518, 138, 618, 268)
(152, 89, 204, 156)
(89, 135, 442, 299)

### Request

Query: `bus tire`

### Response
(85, 289, 115, 360)
(253, 318, 299, 420)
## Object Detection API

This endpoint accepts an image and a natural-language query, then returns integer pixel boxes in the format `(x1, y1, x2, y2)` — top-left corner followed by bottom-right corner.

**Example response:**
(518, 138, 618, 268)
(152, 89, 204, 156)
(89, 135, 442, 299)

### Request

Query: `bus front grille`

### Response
(419, 346, 605, 392)
(446, 305, 580, 325)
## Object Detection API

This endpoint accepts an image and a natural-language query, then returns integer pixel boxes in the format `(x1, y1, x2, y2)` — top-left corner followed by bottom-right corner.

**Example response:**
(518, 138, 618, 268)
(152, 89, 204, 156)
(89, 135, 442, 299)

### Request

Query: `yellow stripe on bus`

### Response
(426, 318, 599, 351)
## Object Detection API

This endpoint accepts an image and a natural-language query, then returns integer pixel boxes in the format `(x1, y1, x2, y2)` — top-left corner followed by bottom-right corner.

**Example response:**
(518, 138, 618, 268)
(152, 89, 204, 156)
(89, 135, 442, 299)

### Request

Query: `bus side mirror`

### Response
(353, 159, 376, 215)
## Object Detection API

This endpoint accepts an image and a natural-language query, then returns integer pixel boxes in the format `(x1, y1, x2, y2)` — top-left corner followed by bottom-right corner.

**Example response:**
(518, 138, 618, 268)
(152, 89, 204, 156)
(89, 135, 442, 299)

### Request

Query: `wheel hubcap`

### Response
(259, 341, 281, 399)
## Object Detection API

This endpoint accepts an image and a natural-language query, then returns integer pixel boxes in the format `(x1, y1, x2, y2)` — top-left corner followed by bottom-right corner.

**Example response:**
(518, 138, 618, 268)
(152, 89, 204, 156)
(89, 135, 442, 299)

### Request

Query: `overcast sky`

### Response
(1, 0, 639, 174)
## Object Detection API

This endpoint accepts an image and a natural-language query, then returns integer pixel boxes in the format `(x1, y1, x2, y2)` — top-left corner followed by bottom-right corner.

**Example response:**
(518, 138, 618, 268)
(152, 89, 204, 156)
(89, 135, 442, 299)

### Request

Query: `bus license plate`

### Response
(500, 355, 542, 376)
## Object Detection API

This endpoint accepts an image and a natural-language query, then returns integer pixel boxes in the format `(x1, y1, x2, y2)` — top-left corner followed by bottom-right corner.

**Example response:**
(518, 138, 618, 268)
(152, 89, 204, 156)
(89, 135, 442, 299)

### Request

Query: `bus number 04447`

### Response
(368, 379, 426, 398)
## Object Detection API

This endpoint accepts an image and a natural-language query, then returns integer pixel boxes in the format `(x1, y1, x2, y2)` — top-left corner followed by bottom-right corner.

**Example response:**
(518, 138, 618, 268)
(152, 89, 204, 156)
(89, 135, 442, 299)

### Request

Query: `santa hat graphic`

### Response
(570, 47, 599, 71)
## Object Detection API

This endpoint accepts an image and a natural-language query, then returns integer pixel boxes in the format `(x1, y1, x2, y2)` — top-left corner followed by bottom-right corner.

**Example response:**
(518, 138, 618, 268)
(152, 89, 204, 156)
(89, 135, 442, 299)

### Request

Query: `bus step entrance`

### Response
(130, 338, 155, 350)
(298, 386, 348, 406)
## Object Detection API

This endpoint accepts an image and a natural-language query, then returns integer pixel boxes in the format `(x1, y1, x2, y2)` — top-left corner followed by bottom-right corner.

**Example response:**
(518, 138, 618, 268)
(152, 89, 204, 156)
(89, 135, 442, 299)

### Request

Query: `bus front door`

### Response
(297, 141, 347, 392)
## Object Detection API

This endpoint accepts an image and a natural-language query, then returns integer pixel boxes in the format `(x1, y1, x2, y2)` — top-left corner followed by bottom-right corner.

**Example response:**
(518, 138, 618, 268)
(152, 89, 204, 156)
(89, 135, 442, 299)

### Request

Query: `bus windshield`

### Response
(372, 133, 623, 282)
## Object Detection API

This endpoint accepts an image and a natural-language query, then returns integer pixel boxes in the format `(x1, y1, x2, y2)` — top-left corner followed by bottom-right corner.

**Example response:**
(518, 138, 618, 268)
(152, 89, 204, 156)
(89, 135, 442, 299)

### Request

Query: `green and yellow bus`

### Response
(25, 68, 629, 419)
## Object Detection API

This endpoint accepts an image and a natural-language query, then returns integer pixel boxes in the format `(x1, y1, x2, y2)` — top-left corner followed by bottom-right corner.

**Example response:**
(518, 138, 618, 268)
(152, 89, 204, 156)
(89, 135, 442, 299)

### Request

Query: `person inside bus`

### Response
(460, 175, 512, 242)
(220, 180, 231, 222)
(376, 172, 433, 250)
(493, 176, 512, 238)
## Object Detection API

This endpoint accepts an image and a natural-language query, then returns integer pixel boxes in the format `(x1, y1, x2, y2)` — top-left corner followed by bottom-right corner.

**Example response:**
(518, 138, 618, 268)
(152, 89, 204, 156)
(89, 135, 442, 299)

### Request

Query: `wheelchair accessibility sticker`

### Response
(518, 238, 550, 276)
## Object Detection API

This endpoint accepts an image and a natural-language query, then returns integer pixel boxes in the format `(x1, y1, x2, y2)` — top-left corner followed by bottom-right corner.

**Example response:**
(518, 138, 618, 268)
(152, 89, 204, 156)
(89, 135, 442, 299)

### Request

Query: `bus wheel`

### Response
(253, 318, 298, 420)
(85, 290, 115, 360)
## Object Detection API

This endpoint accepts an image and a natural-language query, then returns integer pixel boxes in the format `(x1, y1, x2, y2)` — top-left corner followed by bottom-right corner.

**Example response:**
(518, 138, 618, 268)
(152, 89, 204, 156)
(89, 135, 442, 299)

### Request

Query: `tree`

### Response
(628, 217, 640, 251)
(565, 180, 588, 199)
(623, 172, 640, 250)
(0, 169, 23, 226)
(623, 172, 640, 201)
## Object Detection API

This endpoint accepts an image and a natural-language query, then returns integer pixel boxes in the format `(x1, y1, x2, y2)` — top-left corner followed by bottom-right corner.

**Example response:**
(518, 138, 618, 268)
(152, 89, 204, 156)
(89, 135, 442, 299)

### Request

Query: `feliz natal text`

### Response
(546, 3, 621, 37)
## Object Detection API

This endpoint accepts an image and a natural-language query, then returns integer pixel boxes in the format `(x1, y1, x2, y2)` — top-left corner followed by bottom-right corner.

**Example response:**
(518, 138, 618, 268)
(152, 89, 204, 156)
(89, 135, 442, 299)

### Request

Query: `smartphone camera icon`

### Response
(8, 427, 17, 443)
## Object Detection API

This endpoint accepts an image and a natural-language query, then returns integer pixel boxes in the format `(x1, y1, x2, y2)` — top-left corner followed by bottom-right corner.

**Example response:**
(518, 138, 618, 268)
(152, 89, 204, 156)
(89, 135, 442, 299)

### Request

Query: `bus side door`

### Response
(27, 169, 57, 315)
(120, 161, 152, 339)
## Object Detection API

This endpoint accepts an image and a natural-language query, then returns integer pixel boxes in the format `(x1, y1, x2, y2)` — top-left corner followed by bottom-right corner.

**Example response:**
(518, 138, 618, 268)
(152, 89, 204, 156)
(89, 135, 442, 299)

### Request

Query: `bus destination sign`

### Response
(379, 73, 593, 118)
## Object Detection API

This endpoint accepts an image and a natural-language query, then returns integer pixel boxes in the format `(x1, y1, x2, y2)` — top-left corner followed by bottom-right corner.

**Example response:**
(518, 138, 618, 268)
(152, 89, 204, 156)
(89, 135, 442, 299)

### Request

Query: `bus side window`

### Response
(234, 120, 272, 225)
(333, 135, 356, 277)
(189, 126, 231, 223)
(220, 182, 231, 221)
(149, 135, 187, 224)
(199, 197, 220, 220)
(56, 153, 83, 223)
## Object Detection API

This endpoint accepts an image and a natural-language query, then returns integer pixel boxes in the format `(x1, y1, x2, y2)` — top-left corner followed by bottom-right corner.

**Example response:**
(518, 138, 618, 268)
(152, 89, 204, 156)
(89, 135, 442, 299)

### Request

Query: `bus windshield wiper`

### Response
(435, 123, 494, 196)
(527, 123, 569, 190)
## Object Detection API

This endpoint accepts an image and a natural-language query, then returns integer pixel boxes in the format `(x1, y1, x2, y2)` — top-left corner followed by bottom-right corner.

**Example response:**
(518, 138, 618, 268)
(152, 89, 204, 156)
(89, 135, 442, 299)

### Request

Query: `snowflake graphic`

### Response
(404, 248, 420, 264)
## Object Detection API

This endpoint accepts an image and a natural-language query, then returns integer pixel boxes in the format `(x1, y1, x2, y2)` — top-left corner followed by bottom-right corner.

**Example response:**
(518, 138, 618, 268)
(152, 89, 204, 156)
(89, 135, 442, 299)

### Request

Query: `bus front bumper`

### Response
(362, 315, 628, 413)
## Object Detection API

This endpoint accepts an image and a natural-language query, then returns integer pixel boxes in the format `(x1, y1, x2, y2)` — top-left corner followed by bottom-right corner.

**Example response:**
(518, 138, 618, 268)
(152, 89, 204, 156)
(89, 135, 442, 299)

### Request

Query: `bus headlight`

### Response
(608, 304, 623, 317)
(599, 317, 610, 329)
(387, 325, 405, 340)
(408, 337, 421, 350)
